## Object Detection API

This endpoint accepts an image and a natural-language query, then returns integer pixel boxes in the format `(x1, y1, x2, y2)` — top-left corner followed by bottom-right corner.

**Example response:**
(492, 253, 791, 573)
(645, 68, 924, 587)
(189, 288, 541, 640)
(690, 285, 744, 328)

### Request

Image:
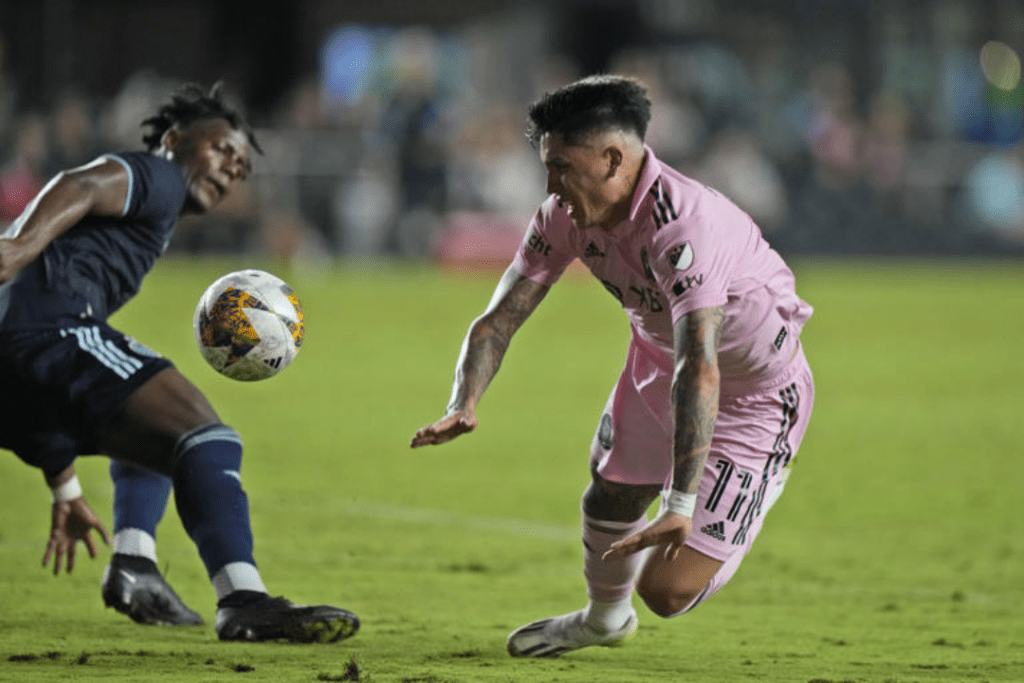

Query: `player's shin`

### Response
(170, 424, 267, 599)
(582, 512, 646, 632)
(110, 460, 172, 562)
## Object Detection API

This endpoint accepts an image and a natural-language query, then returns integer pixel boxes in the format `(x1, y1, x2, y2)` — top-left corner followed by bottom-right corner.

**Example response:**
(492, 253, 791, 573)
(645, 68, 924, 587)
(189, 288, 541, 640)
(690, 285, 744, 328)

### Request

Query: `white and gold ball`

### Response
(193, 269, 304, 381)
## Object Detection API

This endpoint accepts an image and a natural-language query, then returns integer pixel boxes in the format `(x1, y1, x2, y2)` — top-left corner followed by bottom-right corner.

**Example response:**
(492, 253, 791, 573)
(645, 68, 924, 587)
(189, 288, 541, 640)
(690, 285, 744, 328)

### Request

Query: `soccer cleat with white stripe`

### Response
(506, 609, 637, 658)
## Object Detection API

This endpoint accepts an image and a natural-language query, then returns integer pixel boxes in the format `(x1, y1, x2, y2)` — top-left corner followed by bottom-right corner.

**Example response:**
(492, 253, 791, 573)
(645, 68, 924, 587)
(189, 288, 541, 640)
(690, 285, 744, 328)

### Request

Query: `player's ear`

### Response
(161, 128, 181, 157)
(604, 144, 623, 178)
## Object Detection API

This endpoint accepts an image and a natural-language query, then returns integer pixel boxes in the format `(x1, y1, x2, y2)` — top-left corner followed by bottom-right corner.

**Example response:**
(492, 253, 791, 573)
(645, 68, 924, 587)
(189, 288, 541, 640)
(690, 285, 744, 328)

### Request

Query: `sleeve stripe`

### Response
(101, 154, 134, 217)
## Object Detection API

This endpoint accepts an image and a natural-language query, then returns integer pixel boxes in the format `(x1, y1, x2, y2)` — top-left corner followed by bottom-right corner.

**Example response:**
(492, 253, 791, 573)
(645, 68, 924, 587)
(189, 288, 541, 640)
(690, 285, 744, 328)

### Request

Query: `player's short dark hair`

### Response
(526, 74, 652, 147)
(141, 81, 262, 154)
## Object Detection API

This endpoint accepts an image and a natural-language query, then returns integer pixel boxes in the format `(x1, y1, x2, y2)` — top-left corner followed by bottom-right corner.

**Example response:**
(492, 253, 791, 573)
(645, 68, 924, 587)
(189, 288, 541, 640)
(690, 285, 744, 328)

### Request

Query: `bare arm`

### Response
(411, 265, 550, 447)
(0, 157, 130, 283)
(605, 304, 724, 560)
(669, 305, 724, 494)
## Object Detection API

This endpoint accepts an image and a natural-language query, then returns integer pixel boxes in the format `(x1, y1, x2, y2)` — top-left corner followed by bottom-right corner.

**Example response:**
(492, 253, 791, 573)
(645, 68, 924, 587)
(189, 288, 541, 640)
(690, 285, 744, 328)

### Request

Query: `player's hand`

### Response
(42, 497, 111, 575)
(603, 511, 693, 562)
(410, 410, 478, 448)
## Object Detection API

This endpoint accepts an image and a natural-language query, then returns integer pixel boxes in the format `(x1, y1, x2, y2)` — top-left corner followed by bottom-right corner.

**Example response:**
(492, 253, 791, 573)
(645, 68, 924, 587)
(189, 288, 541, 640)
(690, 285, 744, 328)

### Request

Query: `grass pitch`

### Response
(0, 257, 1021, 682)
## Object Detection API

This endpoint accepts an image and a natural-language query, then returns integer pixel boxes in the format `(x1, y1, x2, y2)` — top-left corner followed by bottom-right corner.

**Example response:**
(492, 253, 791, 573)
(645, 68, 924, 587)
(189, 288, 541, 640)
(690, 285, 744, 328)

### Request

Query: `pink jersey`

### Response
(511, 146, 812, 394)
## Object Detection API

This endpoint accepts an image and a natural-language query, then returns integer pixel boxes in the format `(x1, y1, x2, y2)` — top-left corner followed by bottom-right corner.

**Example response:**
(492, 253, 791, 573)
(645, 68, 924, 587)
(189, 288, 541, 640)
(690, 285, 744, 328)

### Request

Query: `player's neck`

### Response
(597, 154, 645, 230)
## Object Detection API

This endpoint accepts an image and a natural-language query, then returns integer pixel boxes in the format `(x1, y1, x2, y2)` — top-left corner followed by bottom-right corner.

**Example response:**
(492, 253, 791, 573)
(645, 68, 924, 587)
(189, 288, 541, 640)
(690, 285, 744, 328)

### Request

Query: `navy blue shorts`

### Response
(0, 320, 173, 476)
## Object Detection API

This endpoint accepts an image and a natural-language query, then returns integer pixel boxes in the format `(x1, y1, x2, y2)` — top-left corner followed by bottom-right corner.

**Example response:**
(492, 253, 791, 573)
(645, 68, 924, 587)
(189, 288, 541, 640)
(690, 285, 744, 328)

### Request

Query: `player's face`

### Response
(172, 119, 251, 214)
(540, 132, 616, 229)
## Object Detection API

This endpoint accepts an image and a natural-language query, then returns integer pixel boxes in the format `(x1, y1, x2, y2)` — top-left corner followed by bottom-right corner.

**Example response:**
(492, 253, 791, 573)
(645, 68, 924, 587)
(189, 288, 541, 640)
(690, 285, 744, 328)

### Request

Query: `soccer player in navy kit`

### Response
(0, 83, 359, 643)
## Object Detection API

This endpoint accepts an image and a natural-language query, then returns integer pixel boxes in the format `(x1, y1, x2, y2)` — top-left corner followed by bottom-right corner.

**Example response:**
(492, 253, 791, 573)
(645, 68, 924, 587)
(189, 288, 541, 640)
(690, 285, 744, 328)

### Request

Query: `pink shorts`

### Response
(590, 334, 815, 569)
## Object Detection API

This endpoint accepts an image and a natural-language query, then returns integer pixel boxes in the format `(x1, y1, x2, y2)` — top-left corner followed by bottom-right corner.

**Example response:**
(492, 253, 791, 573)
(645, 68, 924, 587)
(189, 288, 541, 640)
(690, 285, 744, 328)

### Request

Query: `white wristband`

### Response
(663, 489, 697, 518)
(52, 476, 83, 503)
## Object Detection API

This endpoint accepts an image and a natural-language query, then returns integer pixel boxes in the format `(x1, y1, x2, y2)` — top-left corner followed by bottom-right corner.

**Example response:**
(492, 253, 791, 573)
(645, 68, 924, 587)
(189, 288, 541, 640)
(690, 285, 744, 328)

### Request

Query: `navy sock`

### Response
(110, 460, 172, 536)
(171, 424, 256, 578)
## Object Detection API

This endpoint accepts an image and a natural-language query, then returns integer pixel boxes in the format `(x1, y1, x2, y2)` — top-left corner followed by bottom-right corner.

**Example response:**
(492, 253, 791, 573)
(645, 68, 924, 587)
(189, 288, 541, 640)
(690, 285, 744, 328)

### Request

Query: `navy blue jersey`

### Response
(0, 151, 185, 327)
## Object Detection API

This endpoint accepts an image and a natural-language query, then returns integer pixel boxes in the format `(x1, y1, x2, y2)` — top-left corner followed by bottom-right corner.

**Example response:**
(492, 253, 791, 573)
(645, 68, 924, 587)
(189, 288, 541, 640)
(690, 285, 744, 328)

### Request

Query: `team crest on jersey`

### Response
(668, 243, 694, 271)
(125, 336, 162, 358)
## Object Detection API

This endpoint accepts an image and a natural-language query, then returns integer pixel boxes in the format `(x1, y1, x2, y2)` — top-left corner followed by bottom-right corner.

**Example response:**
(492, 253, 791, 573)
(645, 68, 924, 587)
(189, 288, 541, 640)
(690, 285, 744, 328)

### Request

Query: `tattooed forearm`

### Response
(670, 305, 723, 493)
(448, 269, 548, 412)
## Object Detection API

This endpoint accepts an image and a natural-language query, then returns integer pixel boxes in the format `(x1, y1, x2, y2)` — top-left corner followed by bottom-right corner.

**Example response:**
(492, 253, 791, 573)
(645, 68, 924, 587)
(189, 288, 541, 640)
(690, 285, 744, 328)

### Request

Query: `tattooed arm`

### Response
(410, 265, 550, 447)
(605, 305, 724, 560)
(669, 305, 723, 495)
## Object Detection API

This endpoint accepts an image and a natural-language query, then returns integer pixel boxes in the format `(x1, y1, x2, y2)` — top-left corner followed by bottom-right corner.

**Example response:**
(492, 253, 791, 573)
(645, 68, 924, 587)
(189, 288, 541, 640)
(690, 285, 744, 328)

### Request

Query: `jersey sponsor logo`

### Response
(649, 179, 678, 229)
(527, 232, 552, 257)
(668, 243, 694, 271)
(671, 274, 704, 296)
(629, 285, 664, 312)
(584, 241, 605, 259)
(125, 336, 162, 359)
(700, 520, 726, 541)
(602, 278, 665, 312)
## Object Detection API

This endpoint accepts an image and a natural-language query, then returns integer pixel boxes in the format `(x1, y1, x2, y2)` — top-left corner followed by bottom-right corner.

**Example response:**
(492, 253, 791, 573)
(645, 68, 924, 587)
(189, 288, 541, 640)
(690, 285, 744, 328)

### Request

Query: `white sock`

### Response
(211, 562, 268, 601)
(584, 597, 636, 633)
(581, 513, 646, 632)
(112, 529, 158, 563)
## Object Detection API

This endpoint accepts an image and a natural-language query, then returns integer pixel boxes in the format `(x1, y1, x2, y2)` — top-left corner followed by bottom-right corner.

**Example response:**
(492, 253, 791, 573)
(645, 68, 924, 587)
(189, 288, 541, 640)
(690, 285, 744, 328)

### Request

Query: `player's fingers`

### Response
(411, 430, 443, 448)
(603, 534, 646, 559)
(411, 421, 451, 447)
(52, 545, 65, 576)
(97, 522, 111, 546)
(84, 533, 99, 559)
(42, 541, 54, 568)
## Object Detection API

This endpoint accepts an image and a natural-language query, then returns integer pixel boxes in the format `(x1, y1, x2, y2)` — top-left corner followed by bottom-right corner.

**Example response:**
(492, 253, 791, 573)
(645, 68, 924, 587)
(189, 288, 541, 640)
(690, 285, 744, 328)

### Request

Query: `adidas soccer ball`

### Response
(193, 269, 305, 381)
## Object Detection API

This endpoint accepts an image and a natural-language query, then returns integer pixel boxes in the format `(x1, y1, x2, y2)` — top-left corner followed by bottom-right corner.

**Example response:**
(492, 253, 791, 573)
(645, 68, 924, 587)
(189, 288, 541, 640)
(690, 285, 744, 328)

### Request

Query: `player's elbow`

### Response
(672, 356, 720, 394)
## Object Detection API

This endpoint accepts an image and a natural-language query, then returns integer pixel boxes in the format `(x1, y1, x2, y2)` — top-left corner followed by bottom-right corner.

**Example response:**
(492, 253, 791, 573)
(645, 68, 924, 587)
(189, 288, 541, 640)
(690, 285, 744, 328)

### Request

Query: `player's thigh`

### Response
(97, 367, 220, 474)
(590, 338, 674, 489)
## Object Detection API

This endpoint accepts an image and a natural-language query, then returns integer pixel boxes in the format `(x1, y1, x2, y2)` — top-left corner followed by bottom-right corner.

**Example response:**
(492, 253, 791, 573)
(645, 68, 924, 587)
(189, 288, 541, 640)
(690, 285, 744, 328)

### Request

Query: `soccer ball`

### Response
(193, 269, 305, 381)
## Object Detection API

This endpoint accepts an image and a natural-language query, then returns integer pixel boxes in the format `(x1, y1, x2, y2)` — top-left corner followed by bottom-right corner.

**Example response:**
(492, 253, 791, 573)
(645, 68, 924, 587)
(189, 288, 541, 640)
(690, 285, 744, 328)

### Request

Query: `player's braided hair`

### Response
(526, 74, 652, 147)
(141, 81, 262, 154)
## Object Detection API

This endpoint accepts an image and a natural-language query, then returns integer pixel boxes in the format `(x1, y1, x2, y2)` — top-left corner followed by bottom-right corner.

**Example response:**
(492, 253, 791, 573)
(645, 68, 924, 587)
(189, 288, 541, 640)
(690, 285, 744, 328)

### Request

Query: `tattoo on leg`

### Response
(583, 470, 659, 522)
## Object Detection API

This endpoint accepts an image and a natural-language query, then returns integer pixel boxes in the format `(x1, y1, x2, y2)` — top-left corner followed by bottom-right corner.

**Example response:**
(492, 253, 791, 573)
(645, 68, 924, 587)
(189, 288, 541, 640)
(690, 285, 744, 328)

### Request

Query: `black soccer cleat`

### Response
(215, 591, 360, 643)
(101, 553, 205, 626)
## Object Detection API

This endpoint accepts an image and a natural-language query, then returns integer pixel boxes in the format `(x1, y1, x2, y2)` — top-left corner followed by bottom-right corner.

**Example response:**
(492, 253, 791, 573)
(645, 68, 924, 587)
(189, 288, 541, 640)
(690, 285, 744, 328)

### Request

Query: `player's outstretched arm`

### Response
(0, 157, 129, 283)
(41, 465, 111, 575)
(411, 266, 549, 448)
(606, 305, 723, 560)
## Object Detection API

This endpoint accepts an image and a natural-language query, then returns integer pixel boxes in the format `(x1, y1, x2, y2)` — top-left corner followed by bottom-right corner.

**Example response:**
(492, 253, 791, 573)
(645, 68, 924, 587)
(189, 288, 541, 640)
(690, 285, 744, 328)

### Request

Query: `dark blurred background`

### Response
(1, 0, 1023, 269)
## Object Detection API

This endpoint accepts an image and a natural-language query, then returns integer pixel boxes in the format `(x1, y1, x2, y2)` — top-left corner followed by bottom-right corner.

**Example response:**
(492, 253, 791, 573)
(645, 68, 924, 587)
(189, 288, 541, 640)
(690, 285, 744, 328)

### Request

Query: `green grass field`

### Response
(1, 257, 1021, 683)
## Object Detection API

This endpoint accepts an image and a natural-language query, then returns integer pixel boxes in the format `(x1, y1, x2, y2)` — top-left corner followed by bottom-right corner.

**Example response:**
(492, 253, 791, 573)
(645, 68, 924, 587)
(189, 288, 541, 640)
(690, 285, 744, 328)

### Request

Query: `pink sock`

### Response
(581, 512, 646, 629)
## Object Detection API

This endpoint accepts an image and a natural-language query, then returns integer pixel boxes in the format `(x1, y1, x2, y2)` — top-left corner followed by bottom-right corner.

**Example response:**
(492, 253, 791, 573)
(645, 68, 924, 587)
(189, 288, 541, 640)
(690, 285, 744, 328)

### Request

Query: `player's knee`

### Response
(635, 575, 702, 618)
(172, 423, 243, 468)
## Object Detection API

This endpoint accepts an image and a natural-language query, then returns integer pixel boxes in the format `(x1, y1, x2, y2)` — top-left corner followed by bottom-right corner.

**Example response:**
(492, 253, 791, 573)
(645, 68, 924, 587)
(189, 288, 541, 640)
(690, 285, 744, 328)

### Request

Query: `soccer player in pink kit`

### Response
(411, 75, 815, 658)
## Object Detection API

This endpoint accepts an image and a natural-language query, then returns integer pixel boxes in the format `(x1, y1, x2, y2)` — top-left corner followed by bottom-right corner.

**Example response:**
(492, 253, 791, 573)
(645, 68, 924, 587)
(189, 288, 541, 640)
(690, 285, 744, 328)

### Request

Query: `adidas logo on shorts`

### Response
(700, 521, 726, 542)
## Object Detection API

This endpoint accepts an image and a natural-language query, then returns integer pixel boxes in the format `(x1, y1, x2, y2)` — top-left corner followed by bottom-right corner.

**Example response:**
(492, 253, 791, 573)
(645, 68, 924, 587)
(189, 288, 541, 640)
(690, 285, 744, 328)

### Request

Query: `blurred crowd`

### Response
(1, 1, 1023, 269)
